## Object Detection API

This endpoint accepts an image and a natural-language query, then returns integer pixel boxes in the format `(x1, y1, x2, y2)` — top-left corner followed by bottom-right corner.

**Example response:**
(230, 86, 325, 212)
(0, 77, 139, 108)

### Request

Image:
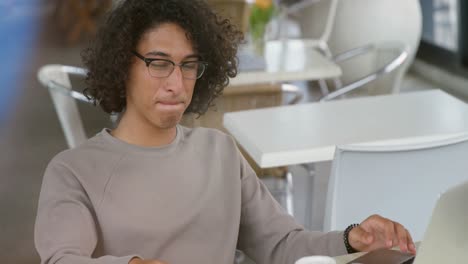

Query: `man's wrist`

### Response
(343, 223, 360, 254)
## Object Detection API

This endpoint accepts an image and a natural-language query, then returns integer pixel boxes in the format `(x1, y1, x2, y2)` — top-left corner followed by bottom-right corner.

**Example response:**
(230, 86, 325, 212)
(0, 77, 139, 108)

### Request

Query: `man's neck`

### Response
(111, 113, 177, 147)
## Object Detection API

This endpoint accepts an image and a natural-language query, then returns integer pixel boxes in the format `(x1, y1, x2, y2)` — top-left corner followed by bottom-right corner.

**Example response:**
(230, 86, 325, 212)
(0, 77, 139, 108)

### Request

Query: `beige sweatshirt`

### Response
(35, 126, 346, 264)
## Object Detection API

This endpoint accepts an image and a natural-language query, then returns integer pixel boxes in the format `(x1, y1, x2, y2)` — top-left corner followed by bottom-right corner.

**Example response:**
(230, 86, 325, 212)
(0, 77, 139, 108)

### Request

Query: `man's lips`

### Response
(155, 101, 185, 111)
(157, 101, 183, 105)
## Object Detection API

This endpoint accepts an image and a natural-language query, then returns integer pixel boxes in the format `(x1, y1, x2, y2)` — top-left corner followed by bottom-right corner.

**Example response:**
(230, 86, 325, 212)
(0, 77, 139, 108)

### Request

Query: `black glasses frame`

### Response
(132, 51, 208, 79)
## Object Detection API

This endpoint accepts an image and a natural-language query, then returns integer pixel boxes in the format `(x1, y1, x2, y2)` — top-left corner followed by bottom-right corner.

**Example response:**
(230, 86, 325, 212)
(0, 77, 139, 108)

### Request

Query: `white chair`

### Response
(38, 64, 116, 149)
(297, 0, 422, 96)
(272, 0, 339, 95)
(323, 133, 468, 241)
(37, 64, 93, 148)
(319, 42, 409, 101)
(326, 0, 422, 94)
(274, 0, 337, 56)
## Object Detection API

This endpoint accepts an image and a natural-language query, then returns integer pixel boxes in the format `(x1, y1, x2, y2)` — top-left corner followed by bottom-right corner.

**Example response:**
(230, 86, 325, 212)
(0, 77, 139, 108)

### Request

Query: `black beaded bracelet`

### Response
(343, 223, 360, 254)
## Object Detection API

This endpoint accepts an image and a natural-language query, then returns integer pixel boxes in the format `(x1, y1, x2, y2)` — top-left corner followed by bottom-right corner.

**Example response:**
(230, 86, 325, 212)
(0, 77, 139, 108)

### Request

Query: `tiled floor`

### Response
(0, 3, 466, 264)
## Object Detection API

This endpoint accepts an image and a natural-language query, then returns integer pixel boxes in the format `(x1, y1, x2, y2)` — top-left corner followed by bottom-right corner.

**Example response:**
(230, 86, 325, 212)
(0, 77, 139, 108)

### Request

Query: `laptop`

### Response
(347, 180, 468, 264)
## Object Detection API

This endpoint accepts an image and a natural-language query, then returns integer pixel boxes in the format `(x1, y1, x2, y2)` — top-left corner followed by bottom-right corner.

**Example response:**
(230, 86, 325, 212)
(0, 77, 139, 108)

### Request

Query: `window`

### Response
(418, 0, 467, 75)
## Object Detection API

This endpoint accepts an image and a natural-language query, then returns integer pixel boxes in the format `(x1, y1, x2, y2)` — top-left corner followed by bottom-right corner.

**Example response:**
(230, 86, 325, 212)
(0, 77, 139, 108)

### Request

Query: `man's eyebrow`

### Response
(145, 51, 170, 57)
(145, 51, 200, 60)
(183, 54, 201, 60)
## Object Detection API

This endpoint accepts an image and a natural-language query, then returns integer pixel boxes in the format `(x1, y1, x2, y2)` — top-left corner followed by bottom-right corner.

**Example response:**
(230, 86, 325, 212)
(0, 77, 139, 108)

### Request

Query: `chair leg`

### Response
(333, 77, 343, 90)
(300, 163, 316, 229)
(285, 171, 295, 216)
(318, 44, 343, 95)
(319, 79, 330, 95)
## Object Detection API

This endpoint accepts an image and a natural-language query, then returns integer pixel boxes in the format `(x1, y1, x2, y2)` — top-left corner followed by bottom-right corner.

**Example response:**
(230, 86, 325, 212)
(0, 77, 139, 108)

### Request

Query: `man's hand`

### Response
(348, 214, 417, 254)
(129, 257, 168, 264)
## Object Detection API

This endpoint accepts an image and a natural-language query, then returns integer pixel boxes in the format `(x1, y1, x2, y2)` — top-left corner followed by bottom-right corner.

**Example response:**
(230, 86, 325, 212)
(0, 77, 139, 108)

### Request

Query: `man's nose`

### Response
(164, 66, 184, 93)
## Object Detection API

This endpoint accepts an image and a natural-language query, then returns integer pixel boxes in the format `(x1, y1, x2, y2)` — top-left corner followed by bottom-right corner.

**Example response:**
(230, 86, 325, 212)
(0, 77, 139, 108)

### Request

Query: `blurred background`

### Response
(1, 0, 467, 263)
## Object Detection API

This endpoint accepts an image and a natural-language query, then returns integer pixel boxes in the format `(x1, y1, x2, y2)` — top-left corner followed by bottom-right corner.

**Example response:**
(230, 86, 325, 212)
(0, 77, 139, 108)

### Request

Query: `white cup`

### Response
(294, 256, 336, 264)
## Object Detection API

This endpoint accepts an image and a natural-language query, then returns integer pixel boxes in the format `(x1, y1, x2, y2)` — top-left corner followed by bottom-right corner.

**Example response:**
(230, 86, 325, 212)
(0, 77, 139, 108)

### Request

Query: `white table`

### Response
(230, 40, 342, 86)
(224, 90, 468, 168)
(225, 89, 468, 229)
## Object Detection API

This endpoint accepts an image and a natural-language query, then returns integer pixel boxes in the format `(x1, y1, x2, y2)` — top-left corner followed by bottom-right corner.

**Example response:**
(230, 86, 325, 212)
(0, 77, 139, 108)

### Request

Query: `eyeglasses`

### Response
(132, 51, 208, 80)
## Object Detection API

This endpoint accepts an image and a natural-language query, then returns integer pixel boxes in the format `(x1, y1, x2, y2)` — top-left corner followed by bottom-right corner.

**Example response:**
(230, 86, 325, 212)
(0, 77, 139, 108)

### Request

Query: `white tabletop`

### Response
(223, 90, 468, 168)
(230, 39, 342, 86)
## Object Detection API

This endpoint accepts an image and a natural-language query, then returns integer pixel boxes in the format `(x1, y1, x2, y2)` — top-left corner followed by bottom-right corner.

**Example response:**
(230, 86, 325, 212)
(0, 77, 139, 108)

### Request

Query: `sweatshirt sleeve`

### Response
(34, 158, 140, 264)
(236, 154, 347, 264)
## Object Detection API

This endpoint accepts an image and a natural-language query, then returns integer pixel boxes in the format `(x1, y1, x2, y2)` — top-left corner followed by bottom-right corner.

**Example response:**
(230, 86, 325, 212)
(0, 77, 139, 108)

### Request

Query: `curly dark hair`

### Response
(82, 0, 244, 115)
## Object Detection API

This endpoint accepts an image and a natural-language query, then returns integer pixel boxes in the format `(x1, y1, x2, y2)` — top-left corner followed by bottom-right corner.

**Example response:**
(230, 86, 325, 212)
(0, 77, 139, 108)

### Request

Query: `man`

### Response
(35, 1, 416, 264)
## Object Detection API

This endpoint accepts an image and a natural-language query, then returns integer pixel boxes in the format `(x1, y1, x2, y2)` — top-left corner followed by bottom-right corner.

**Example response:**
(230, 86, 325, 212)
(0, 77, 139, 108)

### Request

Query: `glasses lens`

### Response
(148, 60, 174, 78)
(146, 60, 206, 79)
(181, 62, 206, 79)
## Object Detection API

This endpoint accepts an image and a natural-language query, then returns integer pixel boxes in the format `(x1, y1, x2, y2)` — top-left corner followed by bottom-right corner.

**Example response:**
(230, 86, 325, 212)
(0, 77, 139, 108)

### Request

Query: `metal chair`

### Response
(38, 65, 93, 148)
(273, 0, 340, 95)
(326, 0, 422, 96)
(38, 64, 117, 149)
(275, 0, 337, 56)
(295, 0, 422, 98)
(319, 42, 409, 101)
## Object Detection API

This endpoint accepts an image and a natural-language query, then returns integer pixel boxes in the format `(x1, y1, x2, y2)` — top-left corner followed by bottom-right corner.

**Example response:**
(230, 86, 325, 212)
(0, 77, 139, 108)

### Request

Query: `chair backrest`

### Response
(327, 0, 422, 93)
(295, 0, 338, 43)
(319, 42, 409, 101)
(37, 64, 93, 148)
(323, 133, 468, 241)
